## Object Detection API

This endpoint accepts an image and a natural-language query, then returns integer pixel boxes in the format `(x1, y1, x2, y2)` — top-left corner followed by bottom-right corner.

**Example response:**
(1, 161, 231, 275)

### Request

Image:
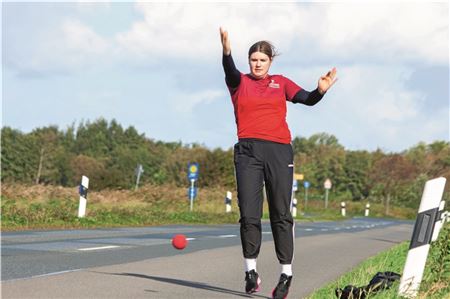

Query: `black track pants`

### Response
(234, 138, 295, 264)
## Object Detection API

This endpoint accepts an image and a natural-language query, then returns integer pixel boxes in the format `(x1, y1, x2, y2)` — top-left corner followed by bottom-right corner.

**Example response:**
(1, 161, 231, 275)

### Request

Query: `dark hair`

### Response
(248, 41, 278, 60)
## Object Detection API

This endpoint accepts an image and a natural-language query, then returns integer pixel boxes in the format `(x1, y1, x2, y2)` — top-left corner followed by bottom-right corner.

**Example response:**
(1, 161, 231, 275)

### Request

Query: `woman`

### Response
(220, 27, 337, 299)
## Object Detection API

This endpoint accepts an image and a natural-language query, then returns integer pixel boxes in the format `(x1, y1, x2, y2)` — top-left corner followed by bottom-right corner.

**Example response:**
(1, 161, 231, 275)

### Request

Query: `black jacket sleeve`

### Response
(222, 54, 241, 89)
(291, 88, 324, 106)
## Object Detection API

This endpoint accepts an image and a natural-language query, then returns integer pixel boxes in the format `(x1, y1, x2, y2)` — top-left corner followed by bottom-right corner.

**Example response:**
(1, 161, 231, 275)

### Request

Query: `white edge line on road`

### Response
(217, 235, 237, 238)
(78, 245, 120, 251)
(304, 228, 313, 231)
(3, 269, 83, 283)
(186, 238, 196, 241)
(262, 231, 272, 234)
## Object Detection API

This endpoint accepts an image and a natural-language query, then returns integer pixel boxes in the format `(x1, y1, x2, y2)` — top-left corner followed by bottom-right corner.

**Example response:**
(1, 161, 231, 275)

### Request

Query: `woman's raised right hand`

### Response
(220, 27, 231, 56)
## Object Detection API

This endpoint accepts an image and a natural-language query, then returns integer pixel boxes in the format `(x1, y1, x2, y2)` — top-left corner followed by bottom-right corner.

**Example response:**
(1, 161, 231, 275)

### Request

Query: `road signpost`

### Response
(135, 164, 144, 191)
(303, 181, 310, 213)
(187, 163, 199, 212)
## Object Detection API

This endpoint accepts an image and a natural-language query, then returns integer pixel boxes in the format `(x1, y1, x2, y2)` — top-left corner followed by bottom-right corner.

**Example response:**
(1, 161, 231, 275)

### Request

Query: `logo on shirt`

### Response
(269, 80, 280, 88)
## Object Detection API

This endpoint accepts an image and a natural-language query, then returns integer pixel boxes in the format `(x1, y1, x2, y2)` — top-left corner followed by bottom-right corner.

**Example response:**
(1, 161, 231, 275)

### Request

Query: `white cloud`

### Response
(286, 63, 440, 151)
(115, 3, 303, 63)
(5, 3, 447, 74)
(19, 18, 111, 74)
(62, 19, 110, 55)
(173, 89, 226, 113)
(111, 2, 448, 67)
(4, 10, 111, 75)
(319, 3, 448, 65)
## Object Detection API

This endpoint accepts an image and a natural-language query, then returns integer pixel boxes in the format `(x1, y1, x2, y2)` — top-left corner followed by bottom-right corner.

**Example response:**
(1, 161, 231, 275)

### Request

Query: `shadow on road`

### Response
(365, 237, 403, 244)
(94, 272, 270, 298)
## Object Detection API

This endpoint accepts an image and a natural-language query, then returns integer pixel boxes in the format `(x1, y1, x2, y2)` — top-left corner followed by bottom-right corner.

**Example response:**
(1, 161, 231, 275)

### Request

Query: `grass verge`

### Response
(306, 223, 450, 299)
(1, 183, 416, 231)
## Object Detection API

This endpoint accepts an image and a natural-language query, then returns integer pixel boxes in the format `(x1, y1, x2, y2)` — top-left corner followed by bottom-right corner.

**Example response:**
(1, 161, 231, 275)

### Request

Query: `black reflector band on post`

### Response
(79, 185, 88, 198)
(409, 207, 439, 250)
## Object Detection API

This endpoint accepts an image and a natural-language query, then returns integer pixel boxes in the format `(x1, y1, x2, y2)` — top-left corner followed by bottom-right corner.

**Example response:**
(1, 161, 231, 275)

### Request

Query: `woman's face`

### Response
(249, 51, 272, 79)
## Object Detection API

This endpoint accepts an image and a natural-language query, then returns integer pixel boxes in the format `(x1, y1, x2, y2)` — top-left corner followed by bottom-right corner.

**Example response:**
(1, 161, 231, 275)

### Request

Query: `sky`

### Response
(2, 1, 449, 152)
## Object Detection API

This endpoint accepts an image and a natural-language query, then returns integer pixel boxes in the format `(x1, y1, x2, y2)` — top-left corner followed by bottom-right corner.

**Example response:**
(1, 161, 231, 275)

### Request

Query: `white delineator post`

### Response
(292, 198, 298, 218)
(78, 176, 89, 218)
(225, 191, 232, 213)
(398, 177, 446, 298)
(340, 202, 346, 217)
(431, 200, 446, 242)
(324, 178, 332, 209)
(292, 178, 298, 217)
(365, 203, 370, 217)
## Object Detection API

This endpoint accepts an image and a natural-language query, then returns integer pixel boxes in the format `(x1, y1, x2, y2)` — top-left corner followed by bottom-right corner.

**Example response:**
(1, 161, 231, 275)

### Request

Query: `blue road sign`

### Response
(187, 162, 199, 181)
(188, 187, 197, 200)
(304, 181, 310, 189)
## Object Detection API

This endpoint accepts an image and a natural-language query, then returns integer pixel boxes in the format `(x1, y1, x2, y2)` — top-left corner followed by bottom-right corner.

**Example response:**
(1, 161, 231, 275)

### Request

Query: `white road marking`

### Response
(3, 269, 83, 282)
(321, 229, 329, 231)
(78, 245, 120, 251)
(304, 229, 313, 231)
(217, 235, 237, 238)
(186, 238, 196, 241)
(262, 231, 272, 235)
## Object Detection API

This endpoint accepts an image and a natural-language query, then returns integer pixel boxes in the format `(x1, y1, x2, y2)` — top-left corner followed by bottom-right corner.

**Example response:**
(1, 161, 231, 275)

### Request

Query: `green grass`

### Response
(1, 196, 416, 231)
(306, 224, 450, 299)
(0, 196, 240, 230)
(0, 184, 416, 231)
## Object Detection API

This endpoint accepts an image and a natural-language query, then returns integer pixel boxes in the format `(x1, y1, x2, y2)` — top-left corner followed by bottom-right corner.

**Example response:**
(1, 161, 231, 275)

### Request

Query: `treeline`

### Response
(2, 118, 449, 208)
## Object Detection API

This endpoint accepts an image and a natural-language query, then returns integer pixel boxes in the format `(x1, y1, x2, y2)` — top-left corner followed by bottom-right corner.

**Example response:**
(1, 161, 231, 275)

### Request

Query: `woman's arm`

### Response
(291, 67, 337, 105)
(220, 27, 241, 88)
(291, 88, 324, 106)
(222, 54, 241, 88)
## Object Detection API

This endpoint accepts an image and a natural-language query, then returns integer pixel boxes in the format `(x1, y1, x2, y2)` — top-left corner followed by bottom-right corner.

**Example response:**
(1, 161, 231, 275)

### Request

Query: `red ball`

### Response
(172, 234, 188, 250)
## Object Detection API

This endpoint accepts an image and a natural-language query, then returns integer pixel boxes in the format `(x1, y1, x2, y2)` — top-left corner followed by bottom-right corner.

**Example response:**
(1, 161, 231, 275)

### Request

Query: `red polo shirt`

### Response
(229, 73, 302, 144)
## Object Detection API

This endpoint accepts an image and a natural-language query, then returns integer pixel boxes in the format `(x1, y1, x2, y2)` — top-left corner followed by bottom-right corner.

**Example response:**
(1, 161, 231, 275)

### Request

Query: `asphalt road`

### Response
(1, 218, 413, 298)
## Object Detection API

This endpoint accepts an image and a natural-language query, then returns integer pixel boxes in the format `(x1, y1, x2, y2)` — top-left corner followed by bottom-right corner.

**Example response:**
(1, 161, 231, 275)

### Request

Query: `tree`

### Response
(344, 150, 372, 200)
(1, 127, 39, 183)
(293, 133, 345, 194)
(370, 154, 417, 215)
(30, 126, 63, 184)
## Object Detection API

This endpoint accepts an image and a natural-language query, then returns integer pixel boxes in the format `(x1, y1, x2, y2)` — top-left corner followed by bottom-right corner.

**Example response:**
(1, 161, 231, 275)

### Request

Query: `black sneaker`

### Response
(245, 269, 261, 294)
(272, 273, 292, 299)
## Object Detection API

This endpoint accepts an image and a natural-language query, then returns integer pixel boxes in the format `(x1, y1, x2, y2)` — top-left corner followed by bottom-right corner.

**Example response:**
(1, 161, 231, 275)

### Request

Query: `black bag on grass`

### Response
(335, 271, 401, 299)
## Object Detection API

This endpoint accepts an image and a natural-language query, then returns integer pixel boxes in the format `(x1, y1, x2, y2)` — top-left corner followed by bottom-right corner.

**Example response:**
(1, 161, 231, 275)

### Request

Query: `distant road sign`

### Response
(324, 179, 332, 189)
(187, 163, 199, 181)
(304, 181, 310, 189)
(135, 164, 144, 176)
(294, 173, 304, 181)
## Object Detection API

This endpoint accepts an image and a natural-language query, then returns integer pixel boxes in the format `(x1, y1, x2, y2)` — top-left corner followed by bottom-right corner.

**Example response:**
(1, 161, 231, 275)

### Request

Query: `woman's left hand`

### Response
(318, 67, 338, 95)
